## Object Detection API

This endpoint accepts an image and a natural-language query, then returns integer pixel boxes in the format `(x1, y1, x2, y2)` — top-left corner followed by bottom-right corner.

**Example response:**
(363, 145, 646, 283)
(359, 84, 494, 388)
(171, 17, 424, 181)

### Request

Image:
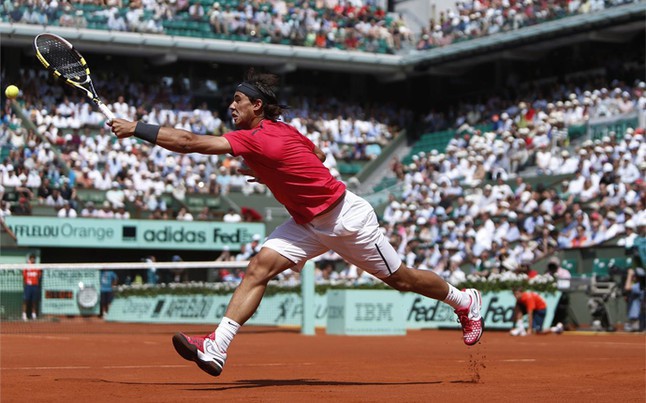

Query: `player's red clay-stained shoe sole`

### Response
(454, 288, 484, 346)
(172, 332, 226, 377)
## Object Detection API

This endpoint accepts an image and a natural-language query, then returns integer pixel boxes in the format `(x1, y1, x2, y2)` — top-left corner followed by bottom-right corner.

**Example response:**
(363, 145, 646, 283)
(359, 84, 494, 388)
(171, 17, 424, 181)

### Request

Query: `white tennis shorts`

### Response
(263, 191, 401, 279)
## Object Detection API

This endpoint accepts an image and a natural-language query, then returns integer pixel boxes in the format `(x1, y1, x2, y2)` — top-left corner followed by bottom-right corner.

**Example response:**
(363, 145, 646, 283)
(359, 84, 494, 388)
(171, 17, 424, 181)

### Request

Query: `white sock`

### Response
(214, 316, 240, 353)
(515, 320, 525, 329)
(443, 284, 470, 310)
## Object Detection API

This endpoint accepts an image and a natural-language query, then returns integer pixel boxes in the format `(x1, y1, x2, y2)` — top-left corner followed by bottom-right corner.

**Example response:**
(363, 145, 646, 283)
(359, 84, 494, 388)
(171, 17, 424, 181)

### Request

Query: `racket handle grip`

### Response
(97, 101, 115, 122)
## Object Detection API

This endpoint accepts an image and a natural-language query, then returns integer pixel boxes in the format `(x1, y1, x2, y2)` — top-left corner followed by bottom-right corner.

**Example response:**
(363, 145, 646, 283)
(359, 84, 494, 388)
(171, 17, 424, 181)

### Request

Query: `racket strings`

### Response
(36, 37, 88, 82)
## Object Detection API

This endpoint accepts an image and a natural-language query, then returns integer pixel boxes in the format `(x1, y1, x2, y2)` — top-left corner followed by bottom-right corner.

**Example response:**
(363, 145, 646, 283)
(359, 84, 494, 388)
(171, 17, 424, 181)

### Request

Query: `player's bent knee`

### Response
(243, 257, 273, 284)
(381, 267, 414, 292)
(244, 250, 292, 284)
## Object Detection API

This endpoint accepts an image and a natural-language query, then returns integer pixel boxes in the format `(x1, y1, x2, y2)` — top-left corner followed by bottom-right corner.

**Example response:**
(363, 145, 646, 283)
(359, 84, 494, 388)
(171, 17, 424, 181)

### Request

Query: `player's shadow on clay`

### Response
(186, 378, 444, 391)
(75, 377, 476, 390)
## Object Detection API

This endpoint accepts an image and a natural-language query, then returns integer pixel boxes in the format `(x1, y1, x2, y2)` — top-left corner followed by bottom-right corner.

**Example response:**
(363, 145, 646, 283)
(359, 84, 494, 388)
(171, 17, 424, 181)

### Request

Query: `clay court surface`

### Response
(1, 321, 644, 402)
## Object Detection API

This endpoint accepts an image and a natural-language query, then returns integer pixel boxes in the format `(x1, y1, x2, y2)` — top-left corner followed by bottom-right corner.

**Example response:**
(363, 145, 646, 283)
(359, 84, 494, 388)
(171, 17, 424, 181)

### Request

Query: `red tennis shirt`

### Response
(23, 269, 41, 286)
(519, 292, 547, 312)
(224, 120, 346, 224)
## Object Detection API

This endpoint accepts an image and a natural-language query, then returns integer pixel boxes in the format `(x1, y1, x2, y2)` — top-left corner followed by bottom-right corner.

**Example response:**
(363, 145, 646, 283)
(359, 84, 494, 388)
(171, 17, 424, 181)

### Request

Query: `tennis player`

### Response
(109, 69, 484, 377)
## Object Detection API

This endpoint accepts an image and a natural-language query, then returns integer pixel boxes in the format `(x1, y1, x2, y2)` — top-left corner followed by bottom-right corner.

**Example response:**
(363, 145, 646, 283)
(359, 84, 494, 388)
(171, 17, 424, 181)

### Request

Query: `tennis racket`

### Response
(33, 33, 115, 121)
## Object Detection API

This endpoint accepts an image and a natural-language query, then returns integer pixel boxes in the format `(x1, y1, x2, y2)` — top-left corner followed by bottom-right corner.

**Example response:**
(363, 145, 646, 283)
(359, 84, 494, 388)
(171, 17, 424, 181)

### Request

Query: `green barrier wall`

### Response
(106, 290, 561, 330)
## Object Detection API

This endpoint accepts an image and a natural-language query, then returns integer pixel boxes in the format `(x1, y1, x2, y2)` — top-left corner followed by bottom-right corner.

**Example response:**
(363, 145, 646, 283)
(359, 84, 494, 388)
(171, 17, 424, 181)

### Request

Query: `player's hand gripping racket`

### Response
(33, 33, 114, 122)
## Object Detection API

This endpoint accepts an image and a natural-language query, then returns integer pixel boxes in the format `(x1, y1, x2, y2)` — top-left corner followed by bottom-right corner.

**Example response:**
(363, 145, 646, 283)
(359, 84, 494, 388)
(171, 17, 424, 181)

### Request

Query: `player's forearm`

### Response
(527, 312, 533, 331)
(111, 119, 231, 155)
(155, 127, 198, 153)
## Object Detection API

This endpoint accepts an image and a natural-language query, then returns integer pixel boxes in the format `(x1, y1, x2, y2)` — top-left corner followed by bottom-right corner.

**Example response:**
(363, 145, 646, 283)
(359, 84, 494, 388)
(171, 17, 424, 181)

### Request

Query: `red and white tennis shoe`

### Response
(454, 288, 484, 346)
(172, 332, 226, 377)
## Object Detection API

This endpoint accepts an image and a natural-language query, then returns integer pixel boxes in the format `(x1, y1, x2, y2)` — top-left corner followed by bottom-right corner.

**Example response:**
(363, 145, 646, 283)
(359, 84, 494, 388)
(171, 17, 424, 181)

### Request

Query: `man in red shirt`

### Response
(510, 287, 549, 336)
(110, 69, 484, 377)
(22, 253, 41, 321)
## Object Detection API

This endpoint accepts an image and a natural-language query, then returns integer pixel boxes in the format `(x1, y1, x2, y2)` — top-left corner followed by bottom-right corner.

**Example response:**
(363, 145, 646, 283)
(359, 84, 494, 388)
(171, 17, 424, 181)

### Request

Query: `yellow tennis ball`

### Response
(5, 85, 19, 99)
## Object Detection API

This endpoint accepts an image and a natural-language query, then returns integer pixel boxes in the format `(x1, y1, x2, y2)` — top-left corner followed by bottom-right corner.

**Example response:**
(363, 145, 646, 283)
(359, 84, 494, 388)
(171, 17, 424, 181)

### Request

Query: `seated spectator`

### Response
(114, 206, 131, 220)
(81, 201, 99, 218)
(569, 225, 589, 248)
(97, 201, 115, 219)
(12, 197, 32, 216)
(57, 201, 77, 218)
(222, 208, 241, 223)
(45, 188, 66, 208)
(176, 207, 194, 221)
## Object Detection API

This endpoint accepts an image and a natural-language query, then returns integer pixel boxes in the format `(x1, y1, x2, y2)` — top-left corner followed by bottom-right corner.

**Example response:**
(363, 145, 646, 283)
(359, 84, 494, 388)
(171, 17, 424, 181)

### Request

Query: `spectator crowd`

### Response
(0, 66, 406, 221)
(1, 0, 638, 55)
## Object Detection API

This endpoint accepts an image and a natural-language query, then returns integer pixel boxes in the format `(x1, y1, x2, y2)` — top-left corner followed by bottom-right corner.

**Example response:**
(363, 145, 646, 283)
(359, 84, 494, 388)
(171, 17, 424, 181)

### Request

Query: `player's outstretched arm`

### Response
(109, 118, 232, 155)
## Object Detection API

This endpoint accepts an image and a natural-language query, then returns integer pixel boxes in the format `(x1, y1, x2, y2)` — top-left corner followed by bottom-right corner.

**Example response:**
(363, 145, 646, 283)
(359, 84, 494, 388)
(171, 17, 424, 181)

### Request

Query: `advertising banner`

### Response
(326, 290, 406, 335)
(41, 269, 101, 316)
(4, 217, 265, 251)
(107, 290, 561, 330)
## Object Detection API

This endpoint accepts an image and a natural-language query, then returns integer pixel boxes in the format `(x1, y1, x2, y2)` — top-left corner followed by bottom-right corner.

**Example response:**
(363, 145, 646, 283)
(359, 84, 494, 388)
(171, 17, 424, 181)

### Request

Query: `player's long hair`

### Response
(243, 68, 282, 121)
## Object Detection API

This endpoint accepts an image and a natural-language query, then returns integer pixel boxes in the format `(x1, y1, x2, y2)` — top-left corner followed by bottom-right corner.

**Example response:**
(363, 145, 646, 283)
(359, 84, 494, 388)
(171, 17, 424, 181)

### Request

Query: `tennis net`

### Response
(0, 260, 316, 334)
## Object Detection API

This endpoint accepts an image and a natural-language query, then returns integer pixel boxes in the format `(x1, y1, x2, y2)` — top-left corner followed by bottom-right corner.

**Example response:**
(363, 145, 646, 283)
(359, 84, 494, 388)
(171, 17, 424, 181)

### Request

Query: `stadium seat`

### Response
(30, 203, 58, 217)
(184, 194, 222, 210)
(561, 259, 578, 276)
(609, 257, 633, 271)
(592, 258, 614, 277)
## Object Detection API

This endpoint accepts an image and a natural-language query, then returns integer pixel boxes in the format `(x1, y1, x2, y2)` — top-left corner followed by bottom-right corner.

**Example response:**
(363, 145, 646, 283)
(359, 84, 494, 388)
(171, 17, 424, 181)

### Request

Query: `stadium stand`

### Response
(0, 0, 644, 335)
(0, 0, 638, 55)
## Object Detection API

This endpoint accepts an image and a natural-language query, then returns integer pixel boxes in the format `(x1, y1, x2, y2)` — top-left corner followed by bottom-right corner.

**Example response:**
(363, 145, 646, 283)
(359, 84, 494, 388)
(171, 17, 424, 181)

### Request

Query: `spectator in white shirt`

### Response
(114, 206, 131, 220)
(604, 211, 624, 241)
(535, 144, 552, 175)
(81, 201, 99, 218)
(222, 208, 242, 223)
(617, 155, 640, 184)
(567, 170, 586, 196)
(57, 202, 77, 218)
(176, 207, 194, 221)
(45, 188, 66, 208)
(113, 96, 130, 119)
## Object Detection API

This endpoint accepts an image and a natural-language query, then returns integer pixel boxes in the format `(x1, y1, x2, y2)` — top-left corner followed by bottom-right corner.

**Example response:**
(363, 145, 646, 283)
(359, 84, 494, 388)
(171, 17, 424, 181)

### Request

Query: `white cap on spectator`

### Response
(626, 220, 636, 229)
(603, 163, 613, 173)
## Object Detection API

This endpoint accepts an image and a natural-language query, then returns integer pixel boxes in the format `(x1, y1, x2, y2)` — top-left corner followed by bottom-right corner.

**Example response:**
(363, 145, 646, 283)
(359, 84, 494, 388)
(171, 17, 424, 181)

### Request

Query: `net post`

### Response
(300, 260, 315, 335)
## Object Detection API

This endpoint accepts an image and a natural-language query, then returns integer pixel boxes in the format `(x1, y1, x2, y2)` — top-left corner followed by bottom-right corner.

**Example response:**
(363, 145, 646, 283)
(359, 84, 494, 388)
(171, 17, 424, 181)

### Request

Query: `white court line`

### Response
(9, 366, 92, 370)
(2, 335, 71, 341)
(234, 362, 314, 367)
(102, 365, 188, 369)
(501, 359, 537, 362)
(5, 363, 316, 371)
(5, 364, 188, 371)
